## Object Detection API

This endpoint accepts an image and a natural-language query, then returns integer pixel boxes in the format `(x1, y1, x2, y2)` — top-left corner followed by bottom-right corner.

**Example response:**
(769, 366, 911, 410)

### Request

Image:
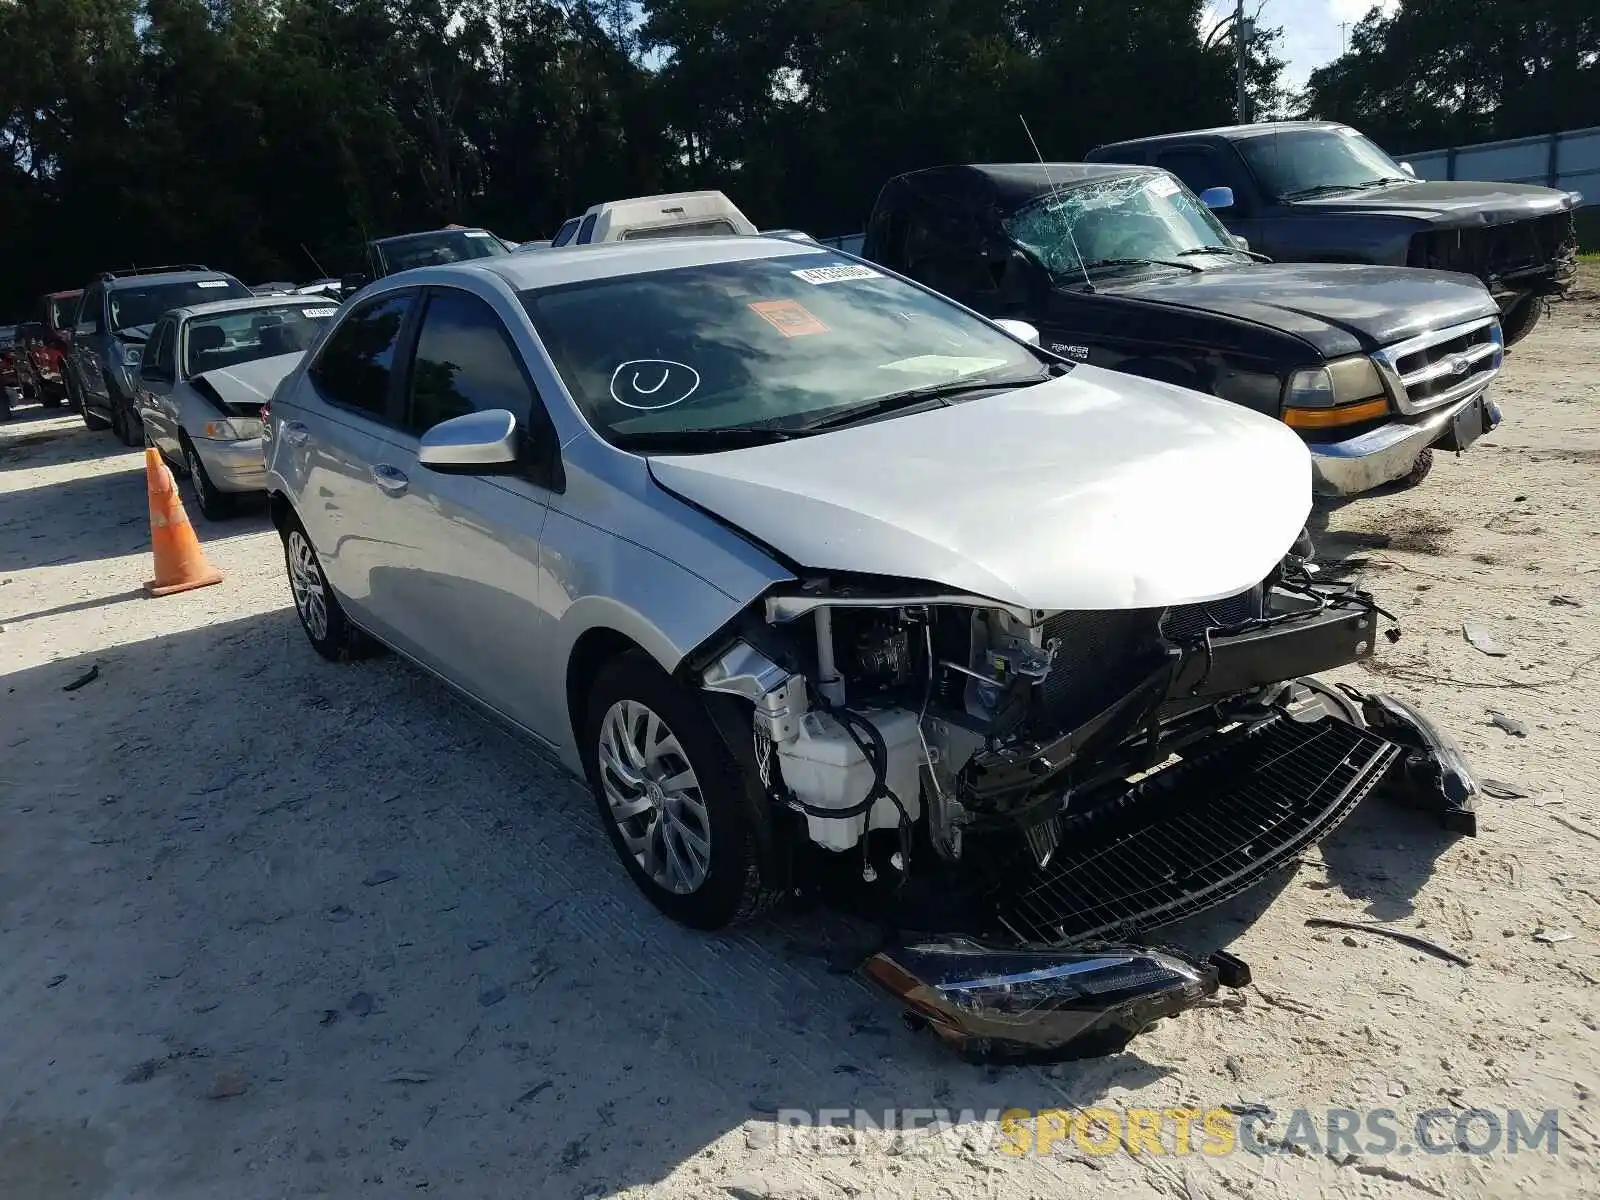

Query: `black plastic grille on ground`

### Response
(989, 716, 1400, 946)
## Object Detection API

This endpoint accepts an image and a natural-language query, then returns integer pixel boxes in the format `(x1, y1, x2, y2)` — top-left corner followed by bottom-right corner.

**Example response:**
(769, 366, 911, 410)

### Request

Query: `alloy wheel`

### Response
(286, 530, 329, 642)
(596, 699, 711, 895)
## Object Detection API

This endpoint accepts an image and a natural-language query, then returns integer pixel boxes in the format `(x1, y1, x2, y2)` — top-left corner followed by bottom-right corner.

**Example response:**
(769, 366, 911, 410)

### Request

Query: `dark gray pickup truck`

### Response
(1087, 121, 1581, 345)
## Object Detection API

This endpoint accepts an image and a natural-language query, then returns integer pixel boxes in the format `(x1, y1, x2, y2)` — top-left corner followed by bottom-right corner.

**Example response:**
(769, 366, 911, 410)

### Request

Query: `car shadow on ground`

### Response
(0, 608, 1469, 1197)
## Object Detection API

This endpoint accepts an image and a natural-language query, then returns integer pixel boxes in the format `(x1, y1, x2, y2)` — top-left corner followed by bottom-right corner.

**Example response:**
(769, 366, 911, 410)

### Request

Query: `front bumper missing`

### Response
(862, 680, 1479, 1063)
(1306, 389, 1501, 497)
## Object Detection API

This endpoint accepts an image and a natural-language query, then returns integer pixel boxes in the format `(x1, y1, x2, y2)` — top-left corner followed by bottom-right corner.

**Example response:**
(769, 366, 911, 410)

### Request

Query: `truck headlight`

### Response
(1283, 355, 1389, 430)
(121, 345, 142, 368)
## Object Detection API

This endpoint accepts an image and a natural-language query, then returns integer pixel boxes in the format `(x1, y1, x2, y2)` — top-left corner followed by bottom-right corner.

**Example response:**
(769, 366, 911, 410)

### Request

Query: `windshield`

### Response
(521, 253, 1045, 446)
(0, 326, 15, 346)
(108, 279, 251, 333)
(376, 230, 509, 273)
(183, 302, 338, 376)
(1003, 172, 1238, 280)
(1237, 127, 1409, 200)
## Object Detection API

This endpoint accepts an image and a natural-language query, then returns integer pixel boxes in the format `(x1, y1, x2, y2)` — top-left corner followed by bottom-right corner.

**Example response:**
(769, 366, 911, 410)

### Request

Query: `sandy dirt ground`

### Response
(2, 271, 1597, 1200)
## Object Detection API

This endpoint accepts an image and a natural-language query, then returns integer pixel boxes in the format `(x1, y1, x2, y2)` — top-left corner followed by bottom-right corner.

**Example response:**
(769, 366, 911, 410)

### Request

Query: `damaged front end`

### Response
(697, 551, 1478, 1063)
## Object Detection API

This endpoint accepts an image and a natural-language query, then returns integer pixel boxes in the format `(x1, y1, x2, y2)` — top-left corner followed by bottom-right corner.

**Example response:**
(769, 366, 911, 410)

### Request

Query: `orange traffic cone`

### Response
(143, 448, 223, 597)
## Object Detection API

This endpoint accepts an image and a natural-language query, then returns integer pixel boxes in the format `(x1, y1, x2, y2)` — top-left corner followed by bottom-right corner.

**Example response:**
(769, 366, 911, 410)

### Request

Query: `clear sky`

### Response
(1205, 0, 1401, 94)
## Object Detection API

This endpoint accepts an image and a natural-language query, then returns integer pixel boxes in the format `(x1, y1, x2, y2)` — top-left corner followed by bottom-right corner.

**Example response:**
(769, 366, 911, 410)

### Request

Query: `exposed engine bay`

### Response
(697, 543, 1479, 1064)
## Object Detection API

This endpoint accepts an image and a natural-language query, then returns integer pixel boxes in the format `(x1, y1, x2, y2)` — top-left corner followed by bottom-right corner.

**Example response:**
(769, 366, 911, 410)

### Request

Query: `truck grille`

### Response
(1407, 210, 1578, 283)
(1372, 316, 1503, 414)
(988, 715, 1400, 945)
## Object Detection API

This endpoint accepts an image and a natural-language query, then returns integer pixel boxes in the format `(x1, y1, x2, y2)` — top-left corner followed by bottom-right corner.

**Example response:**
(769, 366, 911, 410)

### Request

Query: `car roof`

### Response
(375, 228, 490, 245)
(104, 270, 238, 290)
(393, 235, 822, 291)
(885, 162, 1156, 215)
(168, 294, 338, 321)
(1095, 120, 1348, 151)
(47, 288, 83, 300)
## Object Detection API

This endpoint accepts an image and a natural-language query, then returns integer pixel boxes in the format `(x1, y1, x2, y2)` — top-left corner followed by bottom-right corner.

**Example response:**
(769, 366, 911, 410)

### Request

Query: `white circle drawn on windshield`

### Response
(609, 359, 701, 411)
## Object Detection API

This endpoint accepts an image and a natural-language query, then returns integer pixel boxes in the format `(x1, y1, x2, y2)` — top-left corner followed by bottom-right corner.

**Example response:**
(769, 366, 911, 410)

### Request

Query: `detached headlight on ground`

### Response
(202, 417, 262, 440)
(1283, 355, 1390, 430)
(861, 936, 1239, 1063)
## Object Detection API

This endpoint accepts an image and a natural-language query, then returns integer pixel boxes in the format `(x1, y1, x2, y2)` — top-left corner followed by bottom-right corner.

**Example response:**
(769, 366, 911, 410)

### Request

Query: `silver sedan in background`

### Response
(136, 295, 339, 518)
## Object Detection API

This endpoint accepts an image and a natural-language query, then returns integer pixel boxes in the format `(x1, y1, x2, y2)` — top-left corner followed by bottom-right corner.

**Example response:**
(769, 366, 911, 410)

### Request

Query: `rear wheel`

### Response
(582, 651, 786, 930)
(281, 517, 375, 662)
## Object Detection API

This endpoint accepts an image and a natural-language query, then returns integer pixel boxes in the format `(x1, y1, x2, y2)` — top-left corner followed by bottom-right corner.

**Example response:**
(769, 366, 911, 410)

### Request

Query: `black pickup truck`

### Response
(860, 162, 1507, 496)
(1087, 121, 1581, 345)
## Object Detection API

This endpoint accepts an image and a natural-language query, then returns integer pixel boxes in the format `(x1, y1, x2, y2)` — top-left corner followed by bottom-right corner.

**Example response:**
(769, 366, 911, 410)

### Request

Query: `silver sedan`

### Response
(136, 295, 338, 518)
(262, 236, 1455, 953)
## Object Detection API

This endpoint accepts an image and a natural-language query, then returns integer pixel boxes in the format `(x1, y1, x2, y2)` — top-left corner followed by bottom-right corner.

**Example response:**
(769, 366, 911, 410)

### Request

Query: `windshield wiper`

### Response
(796, 374, 1045, 433)
(1177, 245, 1241, 257)
(1080, 257, 1204, 274)
(611, 426, 803, 453)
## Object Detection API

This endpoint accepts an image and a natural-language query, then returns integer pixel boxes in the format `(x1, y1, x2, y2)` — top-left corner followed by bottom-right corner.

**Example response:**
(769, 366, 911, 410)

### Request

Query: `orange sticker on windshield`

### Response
(749, 299, 829, 338)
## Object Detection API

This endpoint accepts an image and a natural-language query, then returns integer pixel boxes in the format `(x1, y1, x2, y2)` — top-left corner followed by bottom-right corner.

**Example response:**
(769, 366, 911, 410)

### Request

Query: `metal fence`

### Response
(1404, 126, 1598, 205)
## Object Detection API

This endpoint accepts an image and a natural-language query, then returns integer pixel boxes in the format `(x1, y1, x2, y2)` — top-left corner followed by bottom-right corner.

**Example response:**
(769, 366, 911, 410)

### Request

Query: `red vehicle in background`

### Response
(0, 324, 17, 418)
(13, 288, 83, 410)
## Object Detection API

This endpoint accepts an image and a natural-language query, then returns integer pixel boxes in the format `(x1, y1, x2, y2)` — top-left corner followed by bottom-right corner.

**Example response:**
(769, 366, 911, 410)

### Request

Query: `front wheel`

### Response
(1501, 295, 1544, 346)
(184, 440, 234, 521)
(72, 378, 110, 431)
(582, 651, 786, 930)
(1394, 447, 1434, 490)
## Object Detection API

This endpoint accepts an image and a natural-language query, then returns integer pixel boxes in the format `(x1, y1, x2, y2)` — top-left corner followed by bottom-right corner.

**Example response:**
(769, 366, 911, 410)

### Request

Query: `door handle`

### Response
(371, 463, 409, 495)
(282, 420, 310, 446)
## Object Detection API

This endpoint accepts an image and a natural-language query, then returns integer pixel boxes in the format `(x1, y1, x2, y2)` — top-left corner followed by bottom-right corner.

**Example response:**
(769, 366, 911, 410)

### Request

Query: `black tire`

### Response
(182, 437, 234, 521)
(1395, 447, 1434, 490)
(581, 650, 786, 930)
(1501, 295, 1544, 347)
(71, 377, 111, 431)
(279, 514, 376, 662)
(111, 389, 141, 447)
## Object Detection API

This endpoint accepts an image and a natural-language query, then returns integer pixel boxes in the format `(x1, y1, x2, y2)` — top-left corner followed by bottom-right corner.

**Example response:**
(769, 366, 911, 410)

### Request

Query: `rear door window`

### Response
(403, 289, 537, 435)
(551, 218, 581, 247)
(576, 214, 598, 245)
(308, 291, 416, 419)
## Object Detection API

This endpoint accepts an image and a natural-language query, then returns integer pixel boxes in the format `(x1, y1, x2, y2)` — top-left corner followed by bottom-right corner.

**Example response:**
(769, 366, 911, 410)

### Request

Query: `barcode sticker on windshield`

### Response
(1147, 175, 1180, 198)
(302, 307, 337, 319)
(196, 280, 229, 288)
(792, 264, 881, 285)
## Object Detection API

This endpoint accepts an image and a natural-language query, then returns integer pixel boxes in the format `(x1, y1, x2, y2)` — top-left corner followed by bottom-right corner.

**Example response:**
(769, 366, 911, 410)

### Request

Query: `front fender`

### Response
(541, 509, 781, 769)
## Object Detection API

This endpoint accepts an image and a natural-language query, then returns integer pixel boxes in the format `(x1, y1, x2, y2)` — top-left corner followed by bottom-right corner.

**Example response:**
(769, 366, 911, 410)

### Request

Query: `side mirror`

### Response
(1400, 161, 1417, 177)
(1231, 233, 1251, 251)
(993, 318, 1041, 346)
(418, 408, 520, 472)
(1199, 186, 1235, 210)
(340, 272, 370, 295)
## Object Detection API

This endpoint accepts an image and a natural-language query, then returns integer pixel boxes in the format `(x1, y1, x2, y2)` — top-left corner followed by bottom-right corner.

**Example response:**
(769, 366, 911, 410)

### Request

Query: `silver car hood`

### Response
(190, 351, 304, 407)
(648, 366, 1313, 611)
